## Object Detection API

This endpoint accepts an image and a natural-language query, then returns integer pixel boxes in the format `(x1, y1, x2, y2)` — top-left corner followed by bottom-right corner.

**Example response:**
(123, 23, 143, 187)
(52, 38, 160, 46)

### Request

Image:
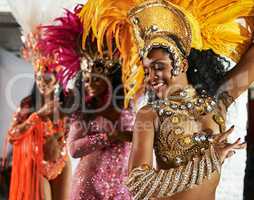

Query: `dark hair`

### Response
(68, 64, 124, 115)
(187, 48, 230, 96)
(20, 82, 67, 114)
(147, 47, 229, 97)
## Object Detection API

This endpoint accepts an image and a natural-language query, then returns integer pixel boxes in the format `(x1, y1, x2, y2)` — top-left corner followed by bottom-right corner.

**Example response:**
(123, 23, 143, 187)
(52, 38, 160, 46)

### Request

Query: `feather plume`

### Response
(79, 0, 254, 106)
(38, 5, 83, 90)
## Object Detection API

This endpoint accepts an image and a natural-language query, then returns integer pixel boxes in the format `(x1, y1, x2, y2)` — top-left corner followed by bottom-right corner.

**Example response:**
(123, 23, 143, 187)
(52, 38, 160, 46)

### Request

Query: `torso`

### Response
(70, 109, 132, 200)
(15, 97, 68, 180)
(152, 87, 227, 200)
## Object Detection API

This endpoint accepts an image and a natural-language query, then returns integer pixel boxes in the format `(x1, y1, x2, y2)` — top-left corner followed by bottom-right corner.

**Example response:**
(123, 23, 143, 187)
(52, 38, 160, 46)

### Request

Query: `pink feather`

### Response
(38, 5, 83, 91)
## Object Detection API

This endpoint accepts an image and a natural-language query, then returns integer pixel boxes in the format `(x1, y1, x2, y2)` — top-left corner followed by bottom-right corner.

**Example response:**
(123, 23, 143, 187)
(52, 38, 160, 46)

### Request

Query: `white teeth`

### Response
(152, 82, 164, 90)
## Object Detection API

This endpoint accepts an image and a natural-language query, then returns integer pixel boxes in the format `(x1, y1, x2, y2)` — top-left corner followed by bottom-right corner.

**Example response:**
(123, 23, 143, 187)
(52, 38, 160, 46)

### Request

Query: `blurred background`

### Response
(0, 0, 254, 199)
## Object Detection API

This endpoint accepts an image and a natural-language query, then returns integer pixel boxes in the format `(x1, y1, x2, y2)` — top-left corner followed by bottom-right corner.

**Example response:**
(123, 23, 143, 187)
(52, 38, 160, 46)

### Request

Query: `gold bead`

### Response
(170, 115, 180, 124)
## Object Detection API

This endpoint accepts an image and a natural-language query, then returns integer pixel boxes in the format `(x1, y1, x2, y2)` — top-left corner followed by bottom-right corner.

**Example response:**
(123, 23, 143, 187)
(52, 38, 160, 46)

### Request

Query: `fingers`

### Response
(216, 125, 234, 143)
(233, 142, 246, 149)
(223, 141, 246, 160)
(226, 150, 235, 158)
(224, 138, 246, 152)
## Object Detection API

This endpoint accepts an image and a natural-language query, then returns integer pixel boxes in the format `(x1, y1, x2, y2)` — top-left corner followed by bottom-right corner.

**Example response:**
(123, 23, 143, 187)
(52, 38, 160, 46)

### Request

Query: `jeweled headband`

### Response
(128, 0, 192, 75)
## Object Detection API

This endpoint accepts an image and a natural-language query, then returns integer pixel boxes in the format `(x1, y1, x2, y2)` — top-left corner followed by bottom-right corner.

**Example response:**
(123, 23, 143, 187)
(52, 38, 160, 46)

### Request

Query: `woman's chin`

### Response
(154, 88, 167, 99)
(155, 91, 163, 99)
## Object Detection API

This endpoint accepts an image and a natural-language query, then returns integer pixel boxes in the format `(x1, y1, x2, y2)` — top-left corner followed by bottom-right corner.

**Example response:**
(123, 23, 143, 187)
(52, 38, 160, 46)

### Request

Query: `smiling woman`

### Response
(143, 47, 189, 99)
(36, 5, 135, 199)
(77, 0, 254, 199)
(77, 0, 254, 200)
(124, 1, 254, 199)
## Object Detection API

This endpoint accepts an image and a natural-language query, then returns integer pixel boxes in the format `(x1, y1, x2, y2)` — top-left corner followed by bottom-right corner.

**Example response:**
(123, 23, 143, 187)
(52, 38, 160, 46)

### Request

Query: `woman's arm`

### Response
(126, 110, 244, 200)
(128, 106, 155, 172)
(8, 106, 36, 139)
(219, 44, 254, 103)
(67, 118, 111, 158)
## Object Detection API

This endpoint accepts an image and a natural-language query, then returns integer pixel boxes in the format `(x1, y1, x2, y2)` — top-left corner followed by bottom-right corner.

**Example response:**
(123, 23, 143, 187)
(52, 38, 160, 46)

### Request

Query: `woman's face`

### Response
(83, 72, 109, 98)
(35, 72, 56, 96)
(143, 48, 187, 99)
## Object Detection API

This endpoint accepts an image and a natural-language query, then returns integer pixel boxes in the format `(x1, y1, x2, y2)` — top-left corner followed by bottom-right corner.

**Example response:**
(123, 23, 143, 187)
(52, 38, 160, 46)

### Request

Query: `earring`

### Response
(171, 66, 181, 76)
(147, 89, 156, 104)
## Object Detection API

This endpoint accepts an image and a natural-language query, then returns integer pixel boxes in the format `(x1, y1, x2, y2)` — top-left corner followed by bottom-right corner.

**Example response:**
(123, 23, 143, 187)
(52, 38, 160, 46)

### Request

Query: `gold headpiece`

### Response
(79, 0, 254, 107)
(128, 0, 192, 58)
(128, 0, 192, 75)
(80, 50, 120, 78)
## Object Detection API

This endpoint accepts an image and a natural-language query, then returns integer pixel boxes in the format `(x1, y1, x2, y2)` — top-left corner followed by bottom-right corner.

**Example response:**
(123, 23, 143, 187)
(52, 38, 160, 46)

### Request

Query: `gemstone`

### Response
(166, 111, 172, 116)
(170, 115, 180, 124)
(159, 109, 164, 116)
(132, 17, 139, 25)
(175, 157, 182, 164)
(180, 104, 187, 110)
(180, 91, 187, 97)
(161, 156, 168, 163)
(200, 135, 207, 141)
(206, 105, 213, 112)
(170, 104, 178, 110)
(197, 98, 204, 104)
(193, 135, 201, 142)
(210, 100, 216, 107)
(186, 102, 193, 109)
(150, 24, 159, 32)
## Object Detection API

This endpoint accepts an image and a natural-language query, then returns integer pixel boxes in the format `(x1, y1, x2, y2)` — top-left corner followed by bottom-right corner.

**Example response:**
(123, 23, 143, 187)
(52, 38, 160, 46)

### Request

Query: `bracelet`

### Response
(126, 145, 221, 200)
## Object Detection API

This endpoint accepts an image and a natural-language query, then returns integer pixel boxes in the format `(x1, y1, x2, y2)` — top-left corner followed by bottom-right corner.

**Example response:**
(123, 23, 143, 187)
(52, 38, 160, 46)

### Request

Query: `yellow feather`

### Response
(78, 0, 254, 107)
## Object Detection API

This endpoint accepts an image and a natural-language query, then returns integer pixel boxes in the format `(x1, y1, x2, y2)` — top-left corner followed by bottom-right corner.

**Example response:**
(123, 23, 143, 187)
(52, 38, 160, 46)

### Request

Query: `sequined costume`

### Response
(68, 110, 134, 200)
(8, 97, 68, 200)
(36, 5, 135, 200)
(77, 0, 254, 199)
(126, 86, 226, 199)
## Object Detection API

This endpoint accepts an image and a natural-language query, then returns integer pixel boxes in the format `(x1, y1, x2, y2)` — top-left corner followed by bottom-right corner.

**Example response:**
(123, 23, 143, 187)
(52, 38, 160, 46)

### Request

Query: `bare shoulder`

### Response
(136, 105, 157, 119)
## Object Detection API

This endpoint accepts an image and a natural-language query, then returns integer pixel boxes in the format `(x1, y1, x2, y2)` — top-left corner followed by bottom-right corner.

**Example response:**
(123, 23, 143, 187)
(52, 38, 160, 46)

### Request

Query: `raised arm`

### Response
(67, 117, 111, 158)
(128, 106, 155, 172)
(126, 106, 247, 200)
(220, 44, 254, 103)
(8, 106, 38, 141)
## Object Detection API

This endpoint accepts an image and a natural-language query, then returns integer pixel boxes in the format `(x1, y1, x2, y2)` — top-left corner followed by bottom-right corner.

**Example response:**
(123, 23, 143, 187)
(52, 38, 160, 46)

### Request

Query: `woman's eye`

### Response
(144, 70, 149, 77)
(154, 63, 164, 70)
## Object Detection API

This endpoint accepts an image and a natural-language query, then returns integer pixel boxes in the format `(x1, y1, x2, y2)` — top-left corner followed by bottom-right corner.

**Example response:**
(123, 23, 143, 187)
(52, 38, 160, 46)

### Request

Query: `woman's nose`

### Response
(84, 73, 92, 86)
(148, 69, 158, 83)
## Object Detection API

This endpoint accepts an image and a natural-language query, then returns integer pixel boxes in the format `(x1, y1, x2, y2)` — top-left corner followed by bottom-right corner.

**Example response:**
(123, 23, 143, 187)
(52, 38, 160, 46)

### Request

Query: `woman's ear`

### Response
(182, 59, 189, 73)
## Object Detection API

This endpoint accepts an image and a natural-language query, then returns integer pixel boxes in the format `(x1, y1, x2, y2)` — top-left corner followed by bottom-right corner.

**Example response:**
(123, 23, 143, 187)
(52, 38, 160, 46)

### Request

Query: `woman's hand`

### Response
(211, 126, 246, 163)
(108, 130, 133, 142)
(43, 134, 64, 161)
(8, 120, 36, 143)
(37, 99, 60, 119)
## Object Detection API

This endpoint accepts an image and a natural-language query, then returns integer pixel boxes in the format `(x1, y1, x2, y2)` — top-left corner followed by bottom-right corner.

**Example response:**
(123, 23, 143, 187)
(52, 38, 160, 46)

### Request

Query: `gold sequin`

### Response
(170, 115, 181, 124)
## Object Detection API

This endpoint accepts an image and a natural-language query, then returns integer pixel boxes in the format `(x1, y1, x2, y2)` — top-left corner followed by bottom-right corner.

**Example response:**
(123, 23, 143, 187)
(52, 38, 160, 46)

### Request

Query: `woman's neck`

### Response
(164, 78, 189, 99)
(43, 92, 54, 105)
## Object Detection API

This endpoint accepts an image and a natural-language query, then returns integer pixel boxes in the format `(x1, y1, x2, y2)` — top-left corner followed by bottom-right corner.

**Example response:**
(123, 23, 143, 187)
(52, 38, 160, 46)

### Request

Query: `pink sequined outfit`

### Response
(68, 110, 134, 200)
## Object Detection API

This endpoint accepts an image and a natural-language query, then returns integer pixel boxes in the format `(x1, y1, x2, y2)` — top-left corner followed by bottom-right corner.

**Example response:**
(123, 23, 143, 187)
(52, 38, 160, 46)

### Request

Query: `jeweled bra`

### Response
(149, 86, 225, 168)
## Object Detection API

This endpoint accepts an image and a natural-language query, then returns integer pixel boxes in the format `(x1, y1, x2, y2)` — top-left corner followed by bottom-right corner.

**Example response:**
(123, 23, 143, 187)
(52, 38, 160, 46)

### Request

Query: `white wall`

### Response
(216, 91, 248, 200)
(0, 47, 33, 154)
(0, 0, 10, 12)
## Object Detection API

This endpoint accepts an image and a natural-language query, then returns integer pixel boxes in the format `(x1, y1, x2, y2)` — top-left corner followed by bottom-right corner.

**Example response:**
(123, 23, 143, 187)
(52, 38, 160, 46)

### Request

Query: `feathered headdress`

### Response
(6, 1, 81, 199)
(37, 5, 84, 90)
(38, 5, 121, 92)
(79, 0, 254, 107)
